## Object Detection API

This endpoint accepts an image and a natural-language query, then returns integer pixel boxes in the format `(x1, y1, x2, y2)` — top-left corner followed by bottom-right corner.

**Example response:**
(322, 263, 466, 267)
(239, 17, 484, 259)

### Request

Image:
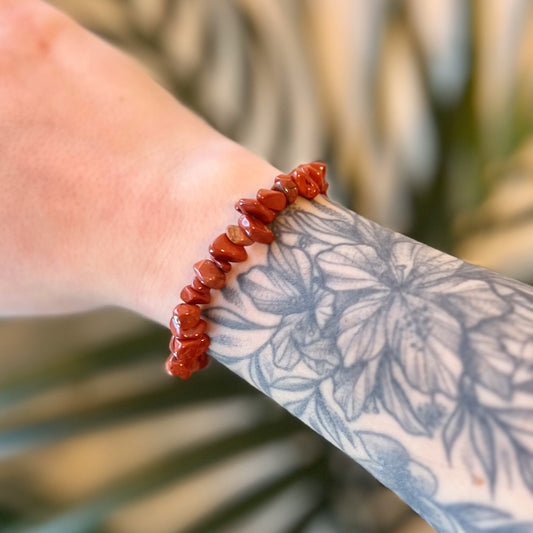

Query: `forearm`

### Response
(140, 186, 533, 531)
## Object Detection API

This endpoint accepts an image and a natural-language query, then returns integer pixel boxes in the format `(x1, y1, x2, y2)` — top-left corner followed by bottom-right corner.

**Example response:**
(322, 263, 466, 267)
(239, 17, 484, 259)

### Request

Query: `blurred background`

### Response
(1, 1, 533, 532)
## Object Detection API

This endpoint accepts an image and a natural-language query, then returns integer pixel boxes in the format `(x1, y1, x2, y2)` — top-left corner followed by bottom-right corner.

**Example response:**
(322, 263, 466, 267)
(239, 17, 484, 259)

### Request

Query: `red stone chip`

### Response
(272, 176, 298, 204)
(209, 233, 248, 262)
(226, 225, 254, 246)
(193, 260, 226, 289)
(238, 214, 274, 244)
(180, 285, 210, 304)
(172, 303, 201, 329)
(235, 198, 276, 224)
(257, 188, 287, 211)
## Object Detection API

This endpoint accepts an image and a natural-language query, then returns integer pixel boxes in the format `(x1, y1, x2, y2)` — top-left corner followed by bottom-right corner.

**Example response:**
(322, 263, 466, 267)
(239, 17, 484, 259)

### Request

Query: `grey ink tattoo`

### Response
(205, 196, 533, 532)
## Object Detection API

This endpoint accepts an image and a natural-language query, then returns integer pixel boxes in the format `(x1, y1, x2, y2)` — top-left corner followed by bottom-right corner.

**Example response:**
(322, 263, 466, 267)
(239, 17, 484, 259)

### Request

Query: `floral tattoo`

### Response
(206, 196, 533, 532)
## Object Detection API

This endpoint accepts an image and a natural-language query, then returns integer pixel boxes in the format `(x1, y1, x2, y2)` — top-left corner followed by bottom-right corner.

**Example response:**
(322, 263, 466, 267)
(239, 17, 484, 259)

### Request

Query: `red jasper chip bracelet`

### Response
(166, 161, 328, 379)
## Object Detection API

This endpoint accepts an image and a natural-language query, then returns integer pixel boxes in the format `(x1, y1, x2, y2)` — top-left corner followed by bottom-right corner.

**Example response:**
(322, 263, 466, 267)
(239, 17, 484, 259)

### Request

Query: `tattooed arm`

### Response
(202, 195, 533, 533)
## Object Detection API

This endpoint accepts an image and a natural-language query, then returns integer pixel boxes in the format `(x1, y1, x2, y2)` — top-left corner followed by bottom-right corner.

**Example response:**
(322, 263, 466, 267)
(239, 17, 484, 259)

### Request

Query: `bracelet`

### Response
(166, 161, 328, 379)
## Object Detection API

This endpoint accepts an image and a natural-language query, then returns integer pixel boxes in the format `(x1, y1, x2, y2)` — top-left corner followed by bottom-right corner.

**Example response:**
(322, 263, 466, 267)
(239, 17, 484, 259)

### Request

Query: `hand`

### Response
(0, 0, 277, 322)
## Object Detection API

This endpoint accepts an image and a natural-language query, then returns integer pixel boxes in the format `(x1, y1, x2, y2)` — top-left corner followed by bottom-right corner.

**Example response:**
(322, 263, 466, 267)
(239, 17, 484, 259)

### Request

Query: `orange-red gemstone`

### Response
(166, 350, 209, 378)
(291, 167, 320, 199)
(193, 260, 226, 289)
(192, 277, 210, 293)
(172, 303, 201, 329)
(306, 162, 328, 194)
(272, 175, 298, 203)
(235, 198, 276, 224)
(170, 318, 207, 340)
(181, 285, 210, 304)
(257, 188, 286, 211)
(197, 353, 209, 369)
(238, 214, 274, 244)
(213, 258, 232, 272)
(209, 233, 248, 262)
(172, 334, 210, 361)
(165, 355, 192, 379)
(226, 225, 254, 246)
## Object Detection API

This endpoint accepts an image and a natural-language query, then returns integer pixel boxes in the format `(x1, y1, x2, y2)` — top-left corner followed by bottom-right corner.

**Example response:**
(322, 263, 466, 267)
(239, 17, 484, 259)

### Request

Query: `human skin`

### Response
(208, 199, 533, 531)
(0, 0, 277, 322)
(2, 2, 533, 532)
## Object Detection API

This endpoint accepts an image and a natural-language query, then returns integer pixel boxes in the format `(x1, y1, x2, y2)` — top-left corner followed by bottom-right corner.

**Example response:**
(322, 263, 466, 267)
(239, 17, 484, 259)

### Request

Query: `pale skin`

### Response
(0, 0, 277, 322)
(3, 2, 533, 532)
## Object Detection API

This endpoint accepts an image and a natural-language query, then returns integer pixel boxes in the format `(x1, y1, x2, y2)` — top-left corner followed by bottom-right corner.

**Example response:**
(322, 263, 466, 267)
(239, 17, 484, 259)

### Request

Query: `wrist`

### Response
(109, 133, 279, 326)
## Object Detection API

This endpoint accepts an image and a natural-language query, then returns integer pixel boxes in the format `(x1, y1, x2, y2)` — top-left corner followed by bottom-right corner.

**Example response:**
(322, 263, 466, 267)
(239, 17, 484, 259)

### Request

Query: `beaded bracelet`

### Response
(166, 161, 328, 379)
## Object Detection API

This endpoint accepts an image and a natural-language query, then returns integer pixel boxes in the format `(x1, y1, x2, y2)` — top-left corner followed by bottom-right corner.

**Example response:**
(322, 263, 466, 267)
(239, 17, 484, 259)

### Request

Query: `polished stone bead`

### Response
(167, 345, 208, 375)
(181, 285, 211, 304)
(291, 167, 320, 199)
(257, 188, 286, 211)
(189, 356, 207, 372)
(235, 198, 276, 224)
(209, 233, 248, 262)
(172, 303, 201, 329)
(193, 260, 226, 289)
(213, 258, 232, 273)
(172, 334, 210, 361)
(272, 175, 298, 203)
(197, 353, 209, 369)
(170, 317, 207, 340)
(192, 277, 210, 293)
(306, 161, 328, 194)
(226, 225, 253, 246)
(238, 214, 274, 244)
(165, 354, 192, 379)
